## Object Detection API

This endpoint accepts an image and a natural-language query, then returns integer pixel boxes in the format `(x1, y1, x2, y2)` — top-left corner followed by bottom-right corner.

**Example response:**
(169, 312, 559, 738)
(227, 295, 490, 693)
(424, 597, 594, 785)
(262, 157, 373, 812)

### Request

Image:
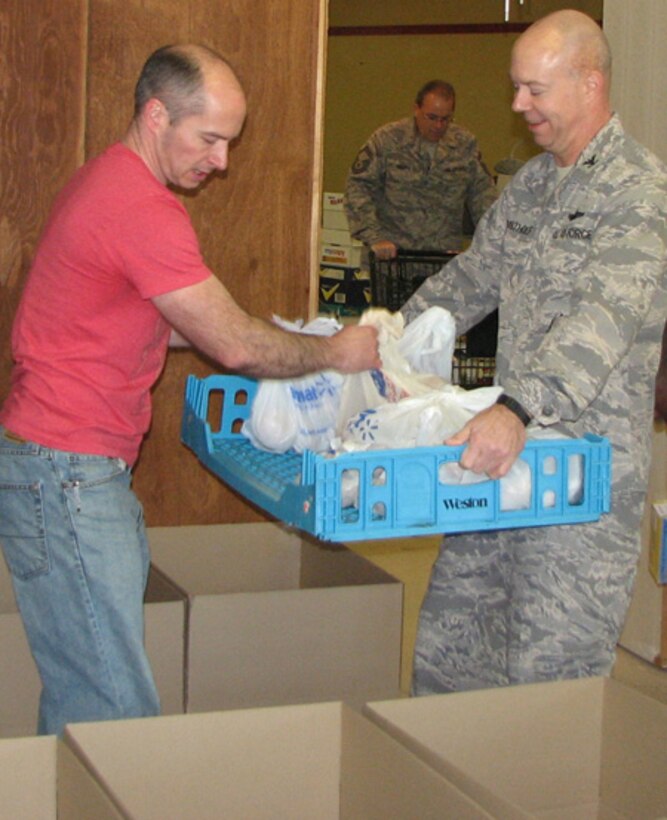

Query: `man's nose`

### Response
(512, 88, 529, 113)
(209, 143, 228, 171)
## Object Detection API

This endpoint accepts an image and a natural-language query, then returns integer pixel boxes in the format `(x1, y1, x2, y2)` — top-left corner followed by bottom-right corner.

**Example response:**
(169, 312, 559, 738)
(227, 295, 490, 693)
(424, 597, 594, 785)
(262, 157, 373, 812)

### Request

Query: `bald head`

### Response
(134, 44, 244, 125)
(518, 10, 611, 83)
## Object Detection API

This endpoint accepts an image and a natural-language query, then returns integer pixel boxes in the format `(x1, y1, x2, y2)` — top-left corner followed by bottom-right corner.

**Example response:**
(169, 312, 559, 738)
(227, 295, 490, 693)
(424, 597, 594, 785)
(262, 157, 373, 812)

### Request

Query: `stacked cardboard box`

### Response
(320, 192, 369, 315)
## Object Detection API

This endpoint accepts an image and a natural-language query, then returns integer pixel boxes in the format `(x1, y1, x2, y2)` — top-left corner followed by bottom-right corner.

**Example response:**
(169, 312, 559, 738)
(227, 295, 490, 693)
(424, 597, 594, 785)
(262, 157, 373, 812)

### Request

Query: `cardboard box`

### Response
(0, 733, 135, 820)
(649, 500, 667, 583)
(323, 191, 345, 211)
(365, 677, 667, 819)
(322, 208, 351, 231)
(321, 227, 362, 247)
(319, 264, 371, 316)
(0, 559, 186, 737)
(147, 523, 402, 713)
(620, 428, 667, 665)
(0, 735, 58, 819)
(321, 242, 362, 268)
(322, 192, 351, 230)
(58, 702, 493, 819)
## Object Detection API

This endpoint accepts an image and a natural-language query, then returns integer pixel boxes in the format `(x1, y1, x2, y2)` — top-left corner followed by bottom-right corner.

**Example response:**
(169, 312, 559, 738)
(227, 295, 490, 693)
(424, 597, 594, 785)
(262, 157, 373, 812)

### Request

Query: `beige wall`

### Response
(328, 0, 603, 26)
(605, 0, 667, 667)
(323, 0, 603, 193)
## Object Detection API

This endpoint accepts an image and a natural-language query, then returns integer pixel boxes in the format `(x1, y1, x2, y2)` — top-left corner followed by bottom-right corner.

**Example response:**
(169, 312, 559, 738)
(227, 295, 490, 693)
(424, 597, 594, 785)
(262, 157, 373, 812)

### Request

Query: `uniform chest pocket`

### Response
(385, 157, 417, 181)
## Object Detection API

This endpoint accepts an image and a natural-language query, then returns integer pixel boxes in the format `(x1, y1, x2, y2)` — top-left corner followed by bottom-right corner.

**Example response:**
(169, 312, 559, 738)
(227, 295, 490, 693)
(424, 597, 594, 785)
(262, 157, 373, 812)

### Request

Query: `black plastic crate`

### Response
(369, 249, 458, 312)
(369, 249, 498, 388)
(452, 354, 496, 388)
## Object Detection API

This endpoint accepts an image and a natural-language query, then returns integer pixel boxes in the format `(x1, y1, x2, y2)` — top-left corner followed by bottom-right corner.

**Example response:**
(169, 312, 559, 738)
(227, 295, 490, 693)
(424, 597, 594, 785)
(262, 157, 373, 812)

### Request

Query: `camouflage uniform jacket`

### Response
(403, 114, 667, 499)
(344, 117, 497, 252)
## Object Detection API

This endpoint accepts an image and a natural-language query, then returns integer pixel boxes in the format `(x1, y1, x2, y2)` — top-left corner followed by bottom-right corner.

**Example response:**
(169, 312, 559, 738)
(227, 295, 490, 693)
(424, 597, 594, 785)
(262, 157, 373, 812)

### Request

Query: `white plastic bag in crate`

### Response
(242, 316, 344, 453)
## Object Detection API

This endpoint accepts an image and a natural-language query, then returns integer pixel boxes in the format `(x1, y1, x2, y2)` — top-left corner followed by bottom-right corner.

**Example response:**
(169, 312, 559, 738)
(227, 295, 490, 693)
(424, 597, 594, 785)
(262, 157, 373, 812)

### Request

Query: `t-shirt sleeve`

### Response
(115, 192, 213, 299)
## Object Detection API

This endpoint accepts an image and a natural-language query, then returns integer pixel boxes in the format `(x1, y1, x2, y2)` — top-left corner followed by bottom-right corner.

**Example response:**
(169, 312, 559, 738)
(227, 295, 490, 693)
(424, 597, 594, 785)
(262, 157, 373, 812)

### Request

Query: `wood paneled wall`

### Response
(0, 0, 326, 525)
(0, 0, 86, 411)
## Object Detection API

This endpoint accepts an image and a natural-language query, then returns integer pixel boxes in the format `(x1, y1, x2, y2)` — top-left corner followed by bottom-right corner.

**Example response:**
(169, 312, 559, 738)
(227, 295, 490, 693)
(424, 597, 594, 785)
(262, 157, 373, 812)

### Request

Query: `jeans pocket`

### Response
(0, 482, 50, 580)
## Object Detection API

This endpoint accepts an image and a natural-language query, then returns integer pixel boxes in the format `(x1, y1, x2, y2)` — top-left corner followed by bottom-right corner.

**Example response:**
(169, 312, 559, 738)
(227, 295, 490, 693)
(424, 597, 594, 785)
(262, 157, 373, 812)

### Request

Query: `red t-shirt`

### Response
(1, 143, 211, 465)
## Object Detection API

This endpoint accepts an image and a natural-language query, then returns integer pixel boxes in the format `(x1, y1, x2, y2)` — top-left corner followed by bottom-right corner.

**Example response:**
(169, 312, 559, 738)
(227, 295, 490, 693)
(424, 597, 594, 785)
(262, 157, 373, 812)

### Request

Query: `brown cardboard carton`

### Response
(0, 734, 124, 820)
(147, 522, 403, 713)
(0, 735, 58, 819)
(59, 702, 494, 819)
(365, 677, 667, 819)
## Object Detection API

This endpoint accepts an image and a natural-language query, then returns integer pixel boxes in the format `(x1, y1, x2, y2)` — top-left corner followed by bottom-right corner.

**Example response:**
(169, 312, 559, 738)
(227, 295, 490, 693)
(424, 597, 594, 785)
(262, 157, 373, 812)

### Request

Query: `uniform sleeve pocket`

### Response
(0, 482, 50, 580)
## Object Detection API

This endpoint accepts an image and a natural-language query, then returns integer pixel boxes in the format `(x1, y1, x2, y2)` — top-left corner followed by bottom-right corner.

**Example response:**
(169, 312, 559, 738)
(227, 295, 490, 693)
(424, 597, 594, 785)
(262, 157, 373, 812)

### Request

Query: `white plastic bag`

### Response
(398, 306, 457, 382)
(242, 380, 298, 453)
(335, 307, 454, 435)
(338, 384, 502, 452)
(242, 316, 344, 453)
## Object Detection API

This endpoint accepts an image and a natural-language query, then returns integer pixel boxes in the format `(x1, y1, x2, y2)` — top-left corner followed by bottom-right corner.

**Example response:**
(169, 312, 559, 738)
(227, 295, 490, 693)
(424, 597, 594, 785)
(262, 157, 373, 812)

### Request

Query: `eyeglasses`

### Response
(423, 113, 454, 124)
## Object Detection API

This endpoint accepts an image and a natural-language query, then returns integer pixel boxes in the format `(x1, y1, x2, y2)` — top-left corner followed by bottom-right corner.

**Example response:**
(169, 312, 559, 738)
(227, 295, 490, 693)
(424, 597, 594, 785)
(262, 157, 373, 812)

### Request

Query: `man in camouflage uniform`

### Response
(402, 10, 667, 694)
(343, 80, 497, 265)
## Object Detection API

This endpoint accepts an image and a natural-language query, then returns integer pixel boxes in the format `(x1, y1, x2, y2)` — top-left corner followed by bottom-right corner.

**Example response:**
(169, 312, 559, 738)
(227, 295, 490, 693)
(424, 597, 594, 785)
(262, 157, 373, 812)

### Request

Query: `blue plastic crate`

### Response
(181, 374, 612, 543)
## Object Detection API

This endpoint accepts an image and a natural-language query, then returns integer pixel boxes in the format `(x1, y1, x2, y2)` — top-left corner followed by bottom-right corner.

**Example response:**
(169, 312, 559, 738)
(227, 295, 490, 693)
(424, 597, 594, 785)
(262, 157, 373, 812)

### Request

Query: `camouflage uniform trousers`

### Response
(412, 490, 643, 695)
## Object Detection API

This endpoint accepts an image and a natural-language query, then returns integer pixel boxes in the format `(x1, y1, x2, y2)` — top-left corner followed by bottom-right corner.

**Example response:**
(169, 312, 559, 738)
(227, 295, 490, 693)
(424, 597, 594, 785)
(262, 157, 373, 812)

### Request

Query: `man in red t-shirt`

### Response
(0, 44, 379, 736)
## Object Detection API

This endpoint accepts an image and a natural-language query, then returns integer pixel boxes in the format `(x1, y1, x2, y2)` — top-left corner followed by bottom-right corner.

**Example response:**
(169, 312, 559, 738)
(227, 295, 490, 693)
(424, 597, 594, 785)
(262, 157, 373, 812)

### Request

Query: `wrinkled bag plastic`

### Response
(242, 316, 344, 453)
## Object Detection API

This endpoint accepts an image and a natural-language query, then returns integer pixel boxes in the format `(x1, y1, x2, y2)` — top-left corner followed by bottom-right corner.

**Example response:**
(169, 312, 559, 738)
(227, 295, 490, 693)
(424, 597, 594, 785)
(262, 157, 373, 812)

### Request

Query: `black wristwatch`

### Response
(496, 393, 532, 426)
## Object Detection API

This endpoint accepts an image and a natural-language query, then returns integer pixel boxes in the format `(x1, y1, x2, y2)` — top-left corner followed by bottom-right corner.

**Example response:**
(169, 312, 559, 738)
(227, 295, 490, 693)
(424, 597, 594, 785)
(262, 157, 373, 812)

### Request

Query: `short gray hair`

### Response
(134, 44, 229, 124)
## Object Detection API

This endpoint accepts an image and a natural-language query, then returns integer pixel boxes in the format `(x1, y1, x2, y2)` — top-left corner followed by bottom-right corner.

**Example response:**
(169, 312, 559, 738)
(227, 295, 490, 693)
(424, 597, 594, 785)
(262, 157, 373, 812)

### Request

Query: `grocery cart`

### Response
(369, 249, 498, 388)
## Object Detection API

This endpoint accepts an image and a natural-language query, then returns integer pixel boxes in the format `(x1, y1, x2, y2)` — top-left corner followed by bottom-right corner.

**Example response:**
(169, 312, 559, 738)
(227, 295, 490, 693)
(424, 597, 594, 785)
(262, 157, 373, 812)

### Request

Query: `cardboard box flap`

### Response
(0, 735, 57, 819)
(299, 539, 399, 588)
(144, 564, 184, 603)
(149, 524, 399, 596)
(62, 702, 495, 819)
(339, 706, 496, 819)
(148, 524, 302, 594)
(148, 523, 402, 714)
(63, 703, 346, 819)
(599, 681, 667, 817)
(366, 678, 667, 819)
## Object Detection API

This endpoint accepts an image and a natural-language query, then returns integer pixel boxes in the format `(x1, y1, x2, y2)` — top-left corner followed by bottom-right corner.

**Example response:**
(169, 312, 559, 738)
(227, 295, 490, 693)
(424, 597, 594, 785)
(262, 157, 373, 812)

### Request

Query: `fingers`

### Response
(371, 241, 397, 260)
(446, 405, 527, 478)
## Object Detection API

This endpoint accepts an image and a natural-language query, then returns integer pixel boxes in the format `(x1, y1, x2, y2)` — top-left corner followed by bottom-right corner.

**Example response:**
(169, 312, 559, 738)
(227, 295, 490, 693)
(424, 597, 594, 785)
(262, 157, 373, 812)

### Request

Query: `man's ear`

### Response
(585, 69, 604, 97)
(143, 98, 167, 133)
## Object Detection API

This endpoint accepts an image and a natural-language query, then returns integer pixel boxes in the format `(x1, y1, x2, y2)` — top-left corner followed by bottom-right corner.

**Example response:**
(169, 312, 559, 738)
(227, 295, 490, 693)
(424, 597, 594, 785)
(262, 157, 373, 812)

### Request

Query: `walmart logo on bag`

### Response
(290, 374, 340, 404)
(347, 408, 379, 443)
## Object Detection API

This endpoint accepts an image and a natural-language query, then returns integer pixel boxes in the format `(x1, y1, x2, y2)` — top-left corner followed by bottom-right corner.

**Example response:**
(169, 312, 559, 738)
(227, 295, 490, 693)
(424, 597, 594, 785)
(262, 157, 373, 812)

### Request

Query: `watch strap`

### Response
(496, 393, 531, 426)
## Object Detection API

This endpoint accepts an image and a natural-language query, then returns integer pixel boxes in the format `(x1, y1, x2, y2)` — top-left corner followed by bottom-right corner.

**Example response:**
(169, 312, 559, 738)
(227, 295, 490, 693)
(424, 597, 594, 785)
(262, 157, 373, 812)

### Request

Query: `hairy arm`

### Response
(154, 275, 380, 377)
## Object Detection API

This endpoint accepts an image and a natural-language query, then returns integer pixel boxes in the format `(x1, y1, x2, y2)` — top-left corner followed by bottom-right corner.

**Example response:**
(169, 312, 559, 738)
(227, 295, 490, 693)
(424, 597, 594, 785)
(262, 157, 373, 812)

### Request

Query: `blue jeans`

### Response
(0, 428, 160, 735)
